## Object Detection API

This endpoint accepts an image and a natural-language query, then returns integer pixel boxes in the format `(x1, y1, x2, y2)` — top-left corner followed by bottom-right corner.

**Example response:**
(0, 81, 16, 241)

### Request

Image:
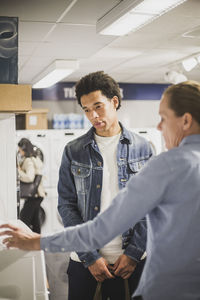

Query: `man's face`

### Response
(157, 95, 185, 150)
(80, 90, 119, 136)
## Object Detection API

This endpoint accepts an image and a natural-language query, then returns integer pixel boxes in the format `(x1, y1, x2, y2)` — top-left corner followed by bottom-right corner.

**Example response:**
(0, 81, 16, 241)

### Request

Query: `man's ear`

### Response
(182, 113, 193, 131)
(112, 96, 119, 109)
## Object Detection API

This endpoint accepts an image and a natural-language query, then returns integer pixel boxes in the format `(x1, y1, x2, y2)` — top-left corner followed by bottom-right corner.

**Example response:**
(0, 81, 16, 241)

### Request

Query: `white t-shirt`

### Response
(71, 132, 123, 264)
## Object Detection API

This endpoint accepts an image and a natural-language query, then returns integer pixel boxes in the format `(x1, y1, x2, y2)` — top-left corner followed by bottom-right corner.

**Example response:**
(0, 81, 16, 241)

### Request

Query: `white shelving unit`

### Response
(0, 113, 17, 221)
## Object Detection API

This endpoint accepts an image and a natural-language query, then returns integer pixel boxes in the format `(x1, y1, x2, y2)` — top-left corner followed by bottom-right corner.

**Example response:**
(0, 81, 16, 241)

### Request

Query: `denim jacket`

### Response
(58, 123, 152, 267)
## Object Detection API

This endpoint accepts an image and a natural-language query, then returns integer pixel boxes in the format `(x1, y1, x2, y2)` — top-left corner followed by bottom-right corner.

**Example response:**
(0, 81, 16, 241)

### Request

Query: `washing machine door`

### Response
(49, 129, 86, 187)
(131, 127, 164, 155)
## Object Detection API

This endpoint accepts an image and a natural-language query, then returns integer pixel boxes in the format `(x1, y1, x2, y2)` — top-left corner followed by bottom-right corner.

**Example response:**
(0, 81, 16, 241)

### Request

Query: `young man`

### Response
(57, 71, 152, 300)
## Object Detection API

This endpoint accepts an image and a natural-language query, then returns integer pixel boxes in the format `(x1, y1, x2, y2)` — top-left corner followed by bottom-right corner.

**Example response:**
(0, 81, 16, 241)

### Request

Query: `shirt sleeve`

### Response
(41, 153, 171, 253)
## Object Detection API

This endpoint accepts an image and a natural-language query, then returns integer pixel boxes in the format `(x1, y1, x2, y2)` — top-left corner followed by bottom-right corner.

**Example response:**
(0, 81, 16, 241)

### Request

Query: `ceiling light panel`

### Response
(97, 0, 188, 36)
(197, 55, 200, 64)
(101, 12, 152, 36)
(182, 57, 197, 72)
(132, 0, 187, 15)
(32, 60, 79, 89)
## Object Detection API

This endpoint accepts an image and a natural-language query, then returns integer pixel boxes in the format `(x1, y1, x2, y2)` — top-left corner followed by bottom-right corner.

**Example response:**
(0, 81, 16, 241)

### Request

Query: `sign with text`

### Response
(32, 82, 169, 101)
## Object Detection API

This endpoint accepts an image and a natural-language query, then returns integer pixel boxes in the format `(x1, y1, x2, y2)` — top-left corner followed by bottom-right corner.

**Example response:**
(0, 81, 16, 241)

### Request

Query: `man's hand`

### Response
(112, 254, 137, 279)
(88, 257, 114, 282)
(0, 223, 40, 250)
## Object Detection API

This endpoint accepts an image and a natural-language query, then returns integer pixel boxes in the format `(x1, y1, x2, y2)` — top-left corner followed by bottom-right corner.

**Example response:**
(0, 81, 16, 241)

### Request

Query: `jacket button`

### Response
(94, 206, 99, 211)
(96, 184, 100, 188)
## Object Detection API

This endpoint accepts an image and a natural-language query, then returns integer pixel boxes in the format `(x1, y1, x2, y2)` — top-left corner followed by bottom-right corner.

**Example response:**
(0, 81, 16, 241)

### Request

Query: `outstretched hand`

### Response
(0, 223, 41, 251)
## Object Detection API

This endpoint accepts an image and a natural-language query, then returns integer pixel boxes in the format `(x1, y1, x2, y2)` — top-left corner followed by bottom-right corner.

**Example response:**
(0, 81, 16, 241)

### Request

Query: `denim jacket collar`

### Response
(82, 122, 131, 149)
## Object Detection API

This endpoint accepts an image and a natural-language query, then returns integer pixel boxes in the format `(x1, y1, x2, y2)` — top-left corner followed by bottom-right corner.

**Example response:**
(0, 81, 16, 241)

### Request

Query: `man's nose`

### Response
(90, 110, 99, 119)
(157, 122, 161, 131)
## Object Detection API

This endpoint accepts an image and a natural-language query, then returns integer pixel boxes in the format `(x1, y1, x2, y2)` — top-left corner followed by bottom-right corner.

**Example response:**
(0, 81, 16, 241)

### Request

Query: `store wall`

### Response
(0, 114, 17, 221)
(32, 99, 160, 129)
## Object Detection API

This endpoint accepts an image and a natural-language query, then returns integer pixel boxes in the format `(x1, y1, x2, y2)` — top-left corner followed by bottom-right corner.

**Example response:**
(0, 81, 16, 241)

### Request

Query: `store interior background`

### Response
(2, 0, 200, 131)
(1, 0, 200, 299)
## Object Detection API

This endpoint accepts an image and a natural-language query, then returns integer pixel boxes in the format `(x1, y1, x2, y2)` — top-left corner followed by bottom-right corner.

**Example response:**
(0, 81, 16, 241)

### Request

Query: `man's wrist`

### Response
(33, 233, 41, 250)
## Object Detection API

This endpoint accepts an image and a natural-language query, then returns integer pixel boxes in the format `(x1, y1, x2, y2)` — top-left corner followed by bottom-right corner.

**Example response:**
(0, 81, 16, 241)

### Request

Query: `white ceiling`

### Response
(1, 0, 200, 85)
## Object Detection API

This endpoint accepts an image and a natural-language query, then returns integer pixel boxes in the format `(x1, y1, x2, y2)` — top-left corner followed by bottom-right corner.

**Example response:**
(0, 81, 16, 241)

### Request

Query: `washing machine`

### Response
(131, 127, 164, 155)
(40, 187, 64, 234)
(16, 130, 53, 232)
(16, 129, 87, 233)
(49, 129, 86, 188)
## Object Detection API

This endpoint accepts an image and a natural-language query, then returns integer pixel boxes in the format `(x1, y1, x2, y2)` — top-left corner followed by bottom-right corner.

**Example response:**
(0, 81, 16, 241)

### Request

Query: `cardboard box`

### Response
(0, 84, 32, 112)
(24, 108, 49, 130)
(16, 108, 49, 130)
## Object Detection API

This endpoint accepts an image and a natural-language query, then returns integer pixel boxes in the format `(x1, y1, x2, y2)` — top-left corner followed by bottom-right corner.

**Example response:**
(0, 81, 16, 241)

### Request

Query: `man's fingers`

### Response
(96, 276, 104, 282)
(121, 274, 129, 279)
(0, 223, 18, 231)
(104, 268, 115, 279)
(2, 237, 17, 249)
(114, 266, 120, 276)
(120, 272, 131, 279)
(96, 270, 114, 281)
(0, 230, 14, 237)
(3, 237, 12, 243)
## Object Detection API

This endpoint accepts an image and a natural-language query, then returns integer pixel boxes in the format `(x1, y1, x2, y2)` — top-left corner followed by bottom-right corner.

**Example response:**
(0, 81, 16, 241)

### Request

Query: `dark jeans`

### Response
(67, 258, 145, 300)
(20, 196, 43, 233)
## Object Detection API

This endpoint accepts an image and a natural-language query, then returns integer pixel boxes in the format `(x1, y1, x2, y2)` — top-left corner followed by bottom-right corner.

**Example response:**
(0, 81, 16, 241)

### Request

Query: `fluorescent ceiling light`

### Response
(32, 60, 79, 89)
(164, 71, 187, 84)
(97, 0, 188, 36)
(182, 57, 197, 72)
(197, 55, 200, 64)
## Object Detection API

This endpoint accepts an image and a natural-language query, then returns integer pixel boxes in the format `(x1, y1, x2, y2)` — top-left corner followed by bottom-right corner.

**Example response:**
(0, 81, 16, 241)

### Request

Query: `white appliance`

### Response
(16, 128, 164, 234)
(0, 249, 49, 300)
(16, 129, 87, 234)
(131, 127, 164, 155)
(48, 129, 86, 188)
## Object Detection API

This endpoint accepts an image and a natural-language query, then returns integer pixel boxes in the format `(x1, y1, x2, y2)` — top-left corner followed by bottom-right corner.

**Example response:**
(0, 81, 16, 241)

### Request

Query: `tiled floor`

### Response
(45, 252, 70, 300)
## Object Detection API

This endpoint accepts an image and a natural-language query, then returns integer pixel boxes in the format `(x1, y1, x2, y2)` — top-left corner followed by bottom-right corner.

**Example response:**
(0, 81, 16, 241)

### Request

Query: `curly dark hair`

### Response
(75, 71, 122, 110)
(18, 138, 36, 158)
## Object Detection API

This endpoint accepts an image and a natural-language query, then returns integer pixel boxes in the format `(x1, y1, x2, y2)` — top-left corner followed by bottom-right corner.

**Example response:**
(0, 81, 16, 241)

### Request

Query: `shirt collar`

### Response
(82, 122, 131, 148)
(179, 134, 200, 147)
(119, 122, 132, 144)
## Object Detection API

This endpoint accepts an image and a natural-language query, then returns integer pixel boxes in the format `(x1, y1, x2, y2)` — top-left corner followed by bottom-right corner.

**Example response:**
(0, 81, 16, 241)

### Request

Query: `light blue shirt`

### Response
(41, 134, 200, 300)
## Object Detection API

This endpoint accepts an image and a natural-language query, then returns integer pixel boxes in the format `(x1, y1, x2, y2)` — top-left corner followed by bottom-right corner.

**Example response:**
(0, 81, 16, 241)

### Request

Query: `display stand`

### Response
(0, 84, 31, 221)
